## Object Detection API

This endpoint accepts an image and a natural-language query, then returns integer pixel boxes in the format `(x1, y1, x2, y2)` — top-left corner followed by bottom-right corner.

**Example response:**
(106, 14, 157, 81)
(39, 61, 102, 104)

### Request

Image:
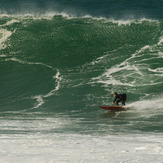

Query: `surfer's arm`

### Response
(112, 98, 116, 104)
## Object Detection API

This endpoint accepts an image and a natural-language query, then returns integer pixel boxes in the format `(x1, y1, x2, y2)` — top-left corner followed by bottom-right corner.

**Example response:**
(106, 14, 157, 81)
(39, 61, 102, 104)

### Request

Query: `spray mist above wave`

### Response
(0, 0, 163, 19)
(0, 11, 161, 26)
(0, 4, 160, 28)
(128, 97, 163, 111)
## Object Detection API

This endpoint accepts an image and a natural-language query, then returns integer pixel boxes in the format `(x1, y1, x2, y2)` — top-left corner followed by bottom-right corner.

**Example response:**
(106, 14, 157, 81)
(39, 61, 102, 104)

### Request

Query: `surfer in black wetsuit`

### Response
(112, 92, 127, 106)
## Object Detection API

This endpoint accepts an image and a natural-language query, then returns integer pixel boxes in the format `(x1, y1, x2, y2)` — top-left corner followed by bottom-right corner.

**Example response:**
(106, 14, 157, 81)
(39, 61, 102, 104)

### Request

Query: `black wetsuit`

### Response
(113, 94, 127, 106)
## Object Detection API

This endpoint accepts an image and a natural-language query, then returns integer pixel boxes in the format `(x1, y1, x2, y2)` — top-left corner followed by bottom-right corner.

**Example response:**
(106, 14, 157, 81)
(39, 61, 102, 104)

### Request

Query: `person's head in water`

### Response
(113, 92, 118, 98)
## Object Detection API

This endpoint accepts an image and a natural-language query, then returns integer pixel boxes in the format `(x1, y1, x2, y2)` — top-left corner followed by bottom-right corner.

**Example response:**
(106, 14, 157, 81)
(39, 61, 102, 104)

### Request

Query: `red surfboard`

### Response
(99, 106, 125, 111)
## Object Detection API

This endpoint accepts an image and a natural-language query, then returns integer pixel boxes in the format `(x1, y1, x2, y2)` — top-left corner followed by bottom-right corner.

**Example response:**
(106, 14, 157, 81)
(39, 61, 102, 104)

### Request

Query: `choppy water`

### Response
(0, 0, 163, 162)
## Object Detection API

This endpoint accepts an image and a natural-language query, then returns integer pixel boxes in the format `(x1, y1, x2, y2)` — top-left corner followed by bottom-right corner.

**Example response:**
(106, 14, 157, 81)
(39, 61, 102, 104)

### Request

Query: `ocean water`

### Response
(0, 0, 163, 162)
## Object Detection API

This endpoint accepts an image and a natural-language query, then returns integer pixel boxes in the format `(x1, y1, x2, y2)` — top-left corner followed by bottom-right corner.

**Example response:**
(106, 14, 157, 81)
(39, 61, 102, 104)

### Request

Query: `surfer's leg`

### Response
(122, 100, 125, 105)
(116, 99, 121, 106)
(122, 94, 126, 105)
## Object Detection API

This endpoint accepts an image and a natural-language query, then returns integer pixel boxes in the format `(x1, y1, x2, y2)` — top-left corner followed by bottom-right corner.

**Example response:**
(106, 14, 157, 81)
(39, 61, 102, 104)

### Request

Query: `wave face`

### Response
(0, 15, 163, 112)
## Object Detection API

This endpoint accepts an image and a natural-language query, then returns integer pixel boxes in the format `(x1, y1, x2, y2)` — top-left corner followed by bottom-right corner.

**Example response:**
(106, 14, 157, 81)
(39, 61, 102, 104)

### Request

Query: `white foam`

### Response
(5, 57, 54, 70)
(44, 70, 62, 98)
(128, 97, 163, 110)
(0, 133, 162, 163)
(82, 15, 106, 21)
(109, 19, 134, 26)
(33, 95, 44, 109)
(92, 60, 143, 87)
(90, 53, 109, 65)
(81, 15, 159, 26)
(157, 36, 163, 46)
(95, 78, 134, 87)
(104, 18, 159, 26)
(0, 19, 20, 27)
(158, 52, 163, 58)
(0, 54, 7, 57)
(148, 67, 163, 73)
(0, 29, 12, 49)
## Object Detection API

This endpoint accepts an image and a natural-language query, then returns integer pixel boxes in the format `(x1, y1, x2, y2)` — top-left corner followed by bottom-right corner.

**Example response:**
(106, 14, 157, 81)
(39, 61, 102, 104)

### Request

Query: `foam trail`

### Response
(148, 67, 163, 75)
(33, 95, 44, 109)
(44, 70, 62, 98)
(4, 57, 54, 70)
(32, 69, 62, 109)
(0, 19, 20, 27)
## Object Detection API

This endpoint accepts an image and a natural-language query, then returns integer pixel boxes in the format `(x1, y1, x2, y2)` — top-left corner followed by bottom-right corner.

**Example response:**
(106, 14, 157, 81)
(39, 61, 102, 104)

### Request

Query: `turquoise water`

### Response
(0, 1, 163, 162)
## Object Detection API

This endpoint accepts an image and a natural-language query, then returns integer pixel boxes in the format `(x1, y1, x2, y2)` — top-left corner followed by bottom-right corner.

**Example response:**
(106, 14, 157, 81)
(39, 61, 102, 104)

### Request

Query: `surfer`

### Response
(112, 92, 127, 106)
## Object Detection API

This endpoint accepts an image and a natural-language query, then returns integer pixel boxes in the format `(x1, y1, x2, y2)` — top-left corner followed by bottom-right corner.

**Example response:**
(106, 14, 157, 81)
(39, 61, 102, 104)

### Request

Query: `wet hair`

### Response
(114, 92, 118, 95)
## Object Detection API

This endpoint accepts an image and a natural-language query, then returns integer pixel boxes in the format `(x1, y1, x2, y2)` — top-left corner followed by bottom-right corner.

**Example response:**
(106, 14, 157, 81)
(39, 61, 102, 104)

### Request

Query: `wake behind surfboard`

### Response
(99, 106, 126, 111)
